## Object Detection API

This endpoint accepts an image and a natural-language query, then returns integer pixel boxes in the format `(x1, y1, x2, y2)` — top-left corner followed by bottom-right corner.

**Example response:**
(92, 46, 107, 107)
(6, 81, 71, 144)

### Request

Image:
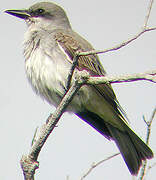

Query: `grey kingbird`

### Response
(5, 2, 153, 175)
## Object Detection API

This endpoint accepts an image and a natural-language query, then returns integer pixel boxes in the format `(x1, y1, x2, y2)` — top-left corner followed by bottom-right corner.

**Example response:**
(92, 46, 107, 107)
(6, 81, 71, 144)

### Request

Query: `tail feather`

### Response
(126, 128, 153, 160)
(106, 123, 153, 175)
(76, 110, 153, 175)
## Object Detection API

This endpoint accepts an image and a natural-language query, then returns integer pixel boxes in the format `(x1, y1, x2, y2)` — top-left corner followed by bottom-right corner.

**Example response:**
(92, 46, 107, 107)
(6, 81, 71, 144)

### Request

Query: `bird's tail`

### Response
(76, 111, 153, 175)
(106, 123, 153, 175)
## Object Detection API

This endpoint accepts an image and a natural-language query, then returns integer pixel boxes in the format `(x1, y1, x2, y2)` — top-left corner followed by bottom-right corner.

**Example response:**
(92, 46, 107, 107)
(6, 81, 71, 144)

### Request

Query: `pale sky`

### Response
(1, 0, 156, 180)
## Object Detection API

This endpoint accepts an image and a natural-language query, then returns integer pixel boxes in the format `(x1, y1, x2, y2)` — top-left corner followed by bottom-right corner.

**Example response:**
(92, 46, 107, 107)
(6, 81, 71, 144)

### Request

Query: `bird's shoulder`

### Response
(54, 30, 81, 51)
(53, 29, 105, 75)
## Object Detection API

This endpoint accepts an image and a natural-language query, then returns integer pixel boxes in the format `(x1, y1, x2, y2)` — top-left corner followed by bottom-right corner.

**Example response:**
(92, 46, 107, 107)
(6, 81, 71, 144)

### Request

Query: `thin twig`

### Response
(78, 27, 156, 57)
(67, 1, 155, 92)
(143, 0, 154, 28)
(80, 153, 120, 180)
(145, 108, 156, 145)
(138, 2, 155, 177)
(139, 108, 156, 180)
(67, 3, 156, 90)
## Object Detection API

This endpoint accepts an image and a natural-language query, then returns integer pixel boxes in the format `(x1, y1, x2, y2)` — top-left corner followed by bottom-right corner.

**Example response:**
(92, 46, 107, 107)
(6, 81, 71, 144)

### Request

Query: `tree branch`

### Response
(139, 108, 156, 180)
(80, 153, 120, 180)
(78, 27, 156, 57)
(20, 70, 156, 179)
(66, 0, 156, 92)
(77, 0, 155, 58)
(143, 0, 154, 28)
(86, 69, 156, 85)
(20, 72, 88, 180)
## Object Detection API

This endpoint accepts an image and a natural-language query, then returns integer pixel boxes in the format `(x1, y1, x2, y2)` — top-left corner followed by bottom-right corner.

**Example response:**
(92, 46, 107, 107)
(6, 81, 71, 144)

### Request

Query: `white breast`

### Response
(25, 46, 70, 106)
(25, 46, 93, 112)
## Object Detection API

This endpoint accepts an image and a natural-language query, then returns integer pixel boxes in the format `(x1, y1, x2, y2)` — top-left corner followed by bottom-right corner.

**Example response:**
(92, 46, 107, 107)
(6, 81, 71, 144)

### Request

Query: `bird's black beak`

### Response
(5, 9, 30, 19)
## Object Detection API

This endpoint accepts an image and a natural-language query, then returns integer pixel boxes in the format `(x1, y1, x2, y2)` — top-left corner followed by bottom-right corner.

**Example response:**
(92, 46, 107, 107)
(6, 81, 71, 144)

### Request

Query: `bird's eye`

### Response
(37, 8, 44, 14)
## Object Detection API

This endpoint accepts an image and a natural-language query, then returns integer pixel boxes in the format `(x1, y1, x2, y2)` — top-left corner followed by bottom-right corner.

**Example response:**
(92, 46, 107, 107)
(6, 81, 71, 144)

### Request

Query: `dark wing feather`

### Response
(54, 30, 127, 120)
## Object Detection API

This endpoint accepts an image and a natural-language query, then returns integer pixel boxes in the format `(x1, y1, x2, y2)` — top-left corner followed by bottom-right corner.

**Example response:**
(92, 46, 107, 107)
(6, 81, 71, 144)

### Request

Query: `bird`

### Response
(5, 1, 153, 175)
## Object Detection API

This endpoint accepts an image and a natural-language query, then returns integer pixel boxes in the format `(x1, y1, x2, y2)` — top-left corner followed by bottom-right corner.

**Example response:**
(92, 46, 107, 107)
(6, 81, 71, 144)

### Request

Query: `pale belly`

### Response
(25, 47, 91, 112)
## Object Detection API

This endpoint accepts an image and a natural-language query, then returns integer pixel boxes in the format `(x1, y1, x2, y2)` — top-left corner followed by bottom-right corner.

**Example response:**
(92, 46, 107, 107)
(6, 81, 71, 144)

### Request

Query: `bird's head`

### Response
(5, 2, 71, 30)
